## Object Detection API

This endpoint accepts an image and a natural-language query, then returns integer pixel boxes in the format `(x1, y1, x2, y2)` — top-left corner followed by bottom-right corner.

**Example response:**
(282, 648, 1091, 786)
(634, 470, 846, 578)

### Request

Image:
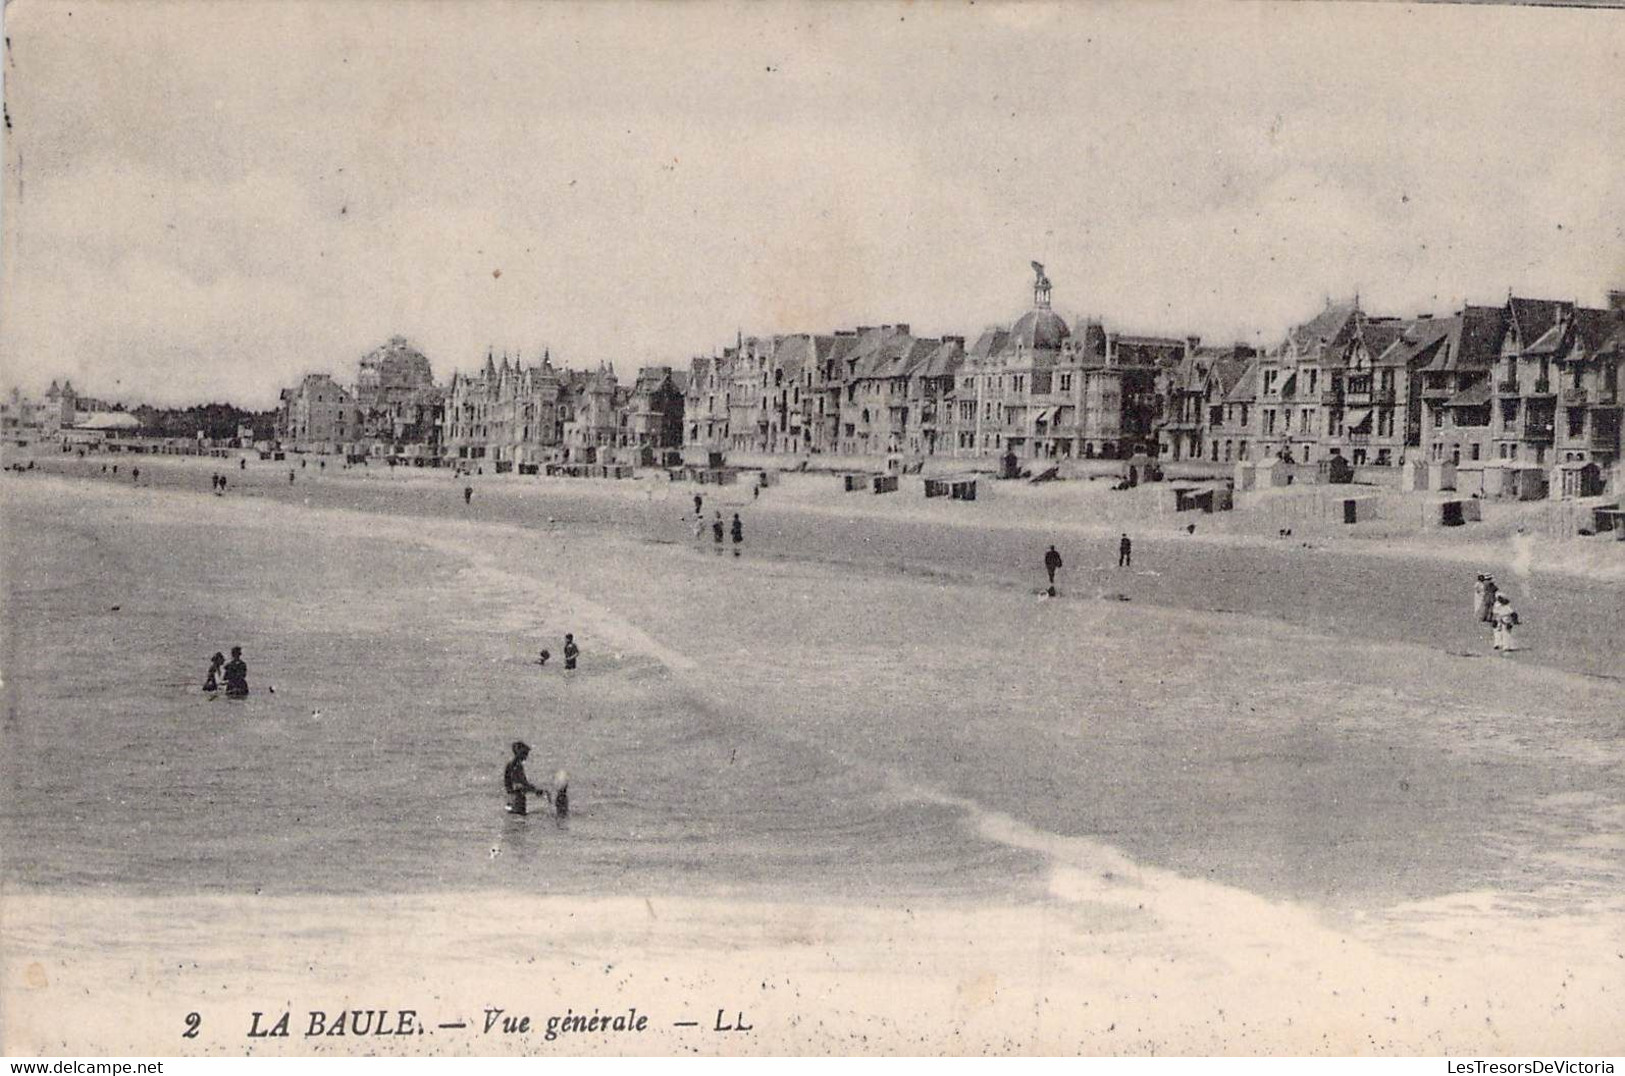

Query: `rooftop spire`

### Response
(1031, 261, 1052, 310)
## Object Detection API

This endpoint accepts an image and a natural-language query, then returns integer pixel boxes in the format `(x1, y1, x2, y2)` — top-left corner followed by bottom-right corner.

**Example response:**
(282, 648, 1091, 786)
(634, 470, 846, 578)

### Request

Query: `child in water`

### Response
(553, 770, 570, 819)
(203, 652, 225, 693)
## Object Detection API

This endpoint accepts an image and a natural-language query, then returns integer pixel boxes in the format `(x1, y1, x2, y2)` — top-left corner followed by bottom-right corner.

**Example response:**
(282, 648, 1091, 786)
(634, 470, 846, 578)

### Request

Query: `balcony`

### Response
(1497, 379, 1520, 395)
(1529, 379, 1554, 397)
(1374, 387, 1397, 405)
(1320, 390, 1343, 406)
(1420, 382, 1452, 398)
(1522, 422, 1555, 444)
(1559, 386, 1588, 406)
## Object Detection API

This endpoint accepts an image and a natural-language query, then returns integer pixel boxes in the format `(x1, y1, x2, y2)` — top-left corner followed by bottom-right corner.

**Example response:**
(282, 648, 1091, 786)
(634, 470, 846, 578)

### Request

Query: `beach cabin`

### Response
(1319, 454, 1355, 485)
(1334, 494, 1382, 525)
(1401, 459, 1457, 493)
(1423, 497, 1481, 527)
(1480, 462, 1548, 501)
(1253, 458, 1296, 488)
(1551, 460, 1604, 500)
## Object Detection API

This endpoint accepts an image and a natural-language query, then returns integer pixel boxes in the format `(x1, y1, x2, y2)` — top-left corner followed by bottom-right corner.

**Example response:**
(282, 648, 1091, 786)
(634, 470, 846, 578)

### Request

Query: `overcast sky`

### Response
(2, 0, 1622, 408)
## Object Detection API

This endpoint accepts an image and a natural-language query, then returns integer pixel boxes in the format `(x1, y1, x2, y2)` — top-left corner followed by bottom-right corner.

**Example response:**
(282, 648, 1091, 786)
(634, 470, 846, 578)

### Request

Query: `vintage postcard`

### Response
(2, 0, 1623, 1059)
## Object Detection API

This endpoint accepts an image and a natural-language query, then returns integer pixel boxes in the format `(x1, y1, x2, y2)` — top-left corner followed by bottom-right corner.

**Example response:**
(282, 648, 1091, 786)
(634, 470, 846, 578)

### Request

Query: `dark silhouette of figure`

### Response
(694, 493, 703, 516)
(504, 741, 549, 816)
(1118, 534, 1132, 568)
(223, 646, 249, 698)
(203, 652, 225, 693)
(464, 485, 473, 505)
(712, 512, 724, 550)
(1044, 545, 1063, 588)
(730, 513, 743, 556)
(563, 633, 579, 671)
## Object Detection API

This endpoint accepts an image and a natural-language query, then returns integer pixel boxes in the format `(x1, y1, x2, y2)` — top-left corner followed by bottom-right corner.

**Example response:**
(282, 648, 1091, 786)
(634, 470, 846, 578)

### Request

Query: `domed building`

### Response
(959, 264, 1185, 464)
(962, 264, 1082, 460)
(1008, 307, 1072, 353)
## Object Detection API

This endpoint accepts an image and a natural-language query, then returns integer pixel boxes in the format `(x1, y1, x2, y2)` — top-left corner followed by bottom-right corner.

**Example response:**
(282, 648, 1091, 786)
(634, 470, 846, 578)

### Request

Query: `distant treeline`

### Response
(129, 403, 280, 441)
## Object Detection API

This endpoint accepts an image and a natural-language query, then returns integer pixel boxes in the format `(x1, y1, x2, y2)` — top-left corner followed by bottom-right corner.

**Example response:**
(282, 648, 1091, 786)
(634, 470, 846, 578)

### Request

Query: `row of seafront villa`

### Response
(259, 270, 1625, 499)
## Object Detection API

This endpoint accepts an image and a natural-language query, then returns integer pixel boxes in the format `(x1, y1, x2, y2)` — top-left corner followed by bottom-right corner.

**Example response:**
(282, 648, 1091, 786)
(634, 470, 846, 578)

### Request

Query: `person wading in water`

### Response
(223, 646, 249, 699)
(504, 741, 549, 816)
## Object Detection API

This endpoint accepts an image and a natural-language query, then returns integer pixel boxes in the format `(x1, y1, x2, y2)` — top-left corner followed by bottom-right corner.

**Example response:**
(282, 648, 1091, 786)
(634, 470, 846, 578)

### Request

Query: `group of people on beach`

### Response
(536, 632, 580, 670)
(689, 493, 744, 555)
(209, 473, 230, 495)
(1039, 533, 1134, 596)
(203, 646, 250, 697)
(1474, 573, 1522, 653)
(504, 741, 569, 819)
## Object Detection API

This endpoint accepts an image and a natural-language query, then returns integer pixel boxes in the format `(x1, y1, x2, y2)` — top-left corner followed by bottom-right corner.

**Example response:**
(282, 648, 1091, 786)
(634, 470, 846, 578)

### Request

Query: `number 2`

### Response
(183, 1012, 201, 1039)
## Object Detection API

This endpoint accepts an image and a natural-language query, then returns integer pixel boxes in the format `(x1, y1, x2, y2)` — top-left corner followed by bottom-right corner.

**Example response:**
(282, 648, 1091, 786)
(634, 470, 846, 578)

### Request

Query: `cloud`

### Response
(2, 0, 1622, 406)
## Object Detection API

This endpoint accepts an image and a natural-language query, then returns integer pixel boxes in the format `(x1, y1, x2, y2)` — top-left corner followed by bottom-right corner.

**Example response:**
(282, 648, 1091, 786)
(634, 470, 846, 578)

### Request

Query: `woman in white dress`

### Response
(1492, 594, 1520, 652)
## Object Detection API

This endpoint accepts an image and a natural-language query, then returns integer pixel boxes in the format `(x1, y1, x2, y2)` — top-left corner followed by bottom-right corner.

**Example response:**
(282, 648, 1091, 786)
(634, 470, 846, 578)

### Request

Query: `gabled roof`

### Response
(1225, 359, 1261, 402)
(969, 327, 1012, 359)
(1069, 321, 1109, 362)
(1508, 297, 1569, 347)
(1284, 301, 1361, 358)
(1444, 380, 1492, 407)
(1569, 306, 1622, 356)
(1206, 355, 1250, 396)
(918, 338, 966, 378)
(1374, 318, 1453, 368)
(1432, 305, 1506, 371)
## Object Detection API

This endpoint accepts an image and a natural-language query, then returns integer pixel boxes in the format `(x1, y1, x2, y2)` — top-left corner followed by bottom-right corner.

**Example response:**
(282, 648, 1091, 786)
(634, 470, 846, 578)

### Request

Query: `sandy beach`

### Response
(2, 463, 1623, 1055)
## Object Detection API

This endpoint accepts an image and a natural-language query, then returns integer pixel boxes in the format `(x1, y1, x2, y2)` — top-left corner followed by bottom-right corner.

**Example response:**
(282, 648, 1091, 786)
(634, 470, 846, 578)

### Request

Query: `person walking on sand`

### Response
(563, 633, 579, 671)
(1044, 544, 1063, 592)
(504, 741, 550, 816)
(712, 511, 725, 551)
(1479, 575, 1499, 623)
(289, 469, 296, 485)
(730, 512, 743, 556)
(694, 493, 703, 516)
(1492, 594, 1521, 652)
(203, 652, 225, 693)
(691, 513, 704, 541)
(132, 467, 140, 484)
(464, 485, 473, 506)
(222, 646, 249, 698)
(1118, 533, 1132, 568)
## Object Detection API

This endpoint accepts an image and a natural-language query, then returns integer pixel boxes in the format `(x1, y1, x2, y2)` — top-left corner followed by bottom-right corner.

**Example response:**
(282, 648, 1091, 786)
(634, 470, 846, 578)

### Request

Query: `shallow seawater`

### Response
(3, 475, 1622, 916)
(0, 485, 1040, 901)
